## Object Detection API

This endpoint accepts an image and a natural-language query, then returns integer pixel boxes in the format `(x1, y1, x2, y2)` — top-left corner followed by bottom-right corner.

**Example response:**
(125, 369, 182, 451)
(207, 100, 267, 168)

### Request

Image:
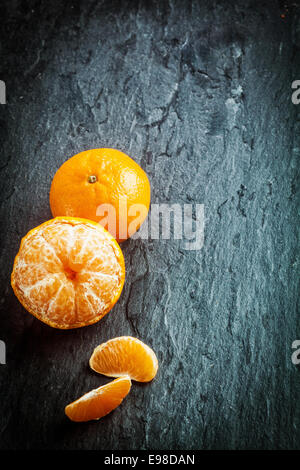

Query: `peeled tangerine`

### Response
(11, 217, 125, 329)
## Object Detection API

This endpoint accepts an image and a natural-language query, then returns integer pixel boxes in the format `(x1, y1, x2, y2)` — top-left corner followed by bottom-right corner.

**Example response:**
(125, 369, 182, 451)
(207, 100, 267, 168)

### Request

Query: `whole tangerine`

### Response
(49, 148, 151, 242)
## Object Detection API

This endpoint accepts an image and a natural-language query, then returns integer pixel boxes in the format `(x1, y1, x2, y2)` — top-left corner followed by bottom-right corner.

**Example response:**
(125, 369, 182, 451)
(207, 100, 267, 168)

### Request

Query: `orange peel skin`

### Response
(49, 148, 151, 243)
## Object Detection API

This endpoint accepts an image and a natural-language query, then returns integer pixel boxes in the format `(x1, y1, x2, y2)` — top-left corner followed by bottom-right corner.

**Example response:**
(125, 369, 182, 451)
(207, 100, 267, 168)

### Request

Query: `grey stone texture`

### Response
(0, 0, 299, 450)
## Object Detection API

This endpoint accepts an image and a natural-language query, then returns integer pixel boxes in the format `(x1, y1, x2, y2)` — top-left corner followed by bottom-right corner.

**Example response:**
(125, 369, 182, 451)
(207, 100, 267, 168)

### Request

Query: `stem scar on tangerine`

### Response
(88, 175, 97, 183)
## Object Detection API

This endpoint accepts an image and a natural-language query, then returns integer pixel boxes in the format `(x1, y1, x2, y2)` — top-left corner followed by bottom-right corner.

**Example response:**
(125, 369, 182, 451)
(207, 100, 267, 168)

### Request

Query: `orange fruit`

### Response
(89, 336, 158, 382)
(49, 148, 151, 242)
(65, 376, 131, 422)
(11, 217, 125, 329)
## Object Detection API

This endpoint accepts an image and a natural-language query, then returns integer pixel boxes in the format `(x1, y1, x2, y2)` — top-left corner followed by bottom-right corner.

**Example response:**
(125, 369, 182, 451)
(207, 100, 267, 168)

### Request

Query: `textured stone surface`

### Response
(0, 0, 299, 450)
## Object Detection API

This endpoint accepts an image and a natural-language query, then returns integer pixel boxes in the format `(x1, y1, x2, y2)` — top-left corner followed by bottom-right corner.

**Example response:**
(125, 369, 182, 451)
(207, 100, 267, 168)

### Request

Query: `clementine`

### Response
(49, 148, 151, 242)
(11, 217, 125, 329)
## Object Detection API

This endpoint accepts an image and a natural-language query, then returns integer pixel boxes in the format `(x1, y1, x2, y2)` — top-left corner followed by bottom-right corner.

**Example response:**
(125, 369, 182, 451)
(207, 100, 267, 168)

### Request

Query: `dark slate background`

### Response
(0, 0, 299, 450)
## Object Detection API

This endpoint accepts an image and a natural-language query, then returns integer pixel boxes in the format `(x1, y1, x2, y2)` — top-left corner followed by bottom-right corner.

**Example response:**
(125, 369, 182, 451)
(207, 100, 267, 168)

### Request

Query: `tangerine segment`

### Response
(90, 336, 158, 382)
(49, 148, 151, 242)
(11, 217, 125, 329)
(65, 376, 131, 422)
